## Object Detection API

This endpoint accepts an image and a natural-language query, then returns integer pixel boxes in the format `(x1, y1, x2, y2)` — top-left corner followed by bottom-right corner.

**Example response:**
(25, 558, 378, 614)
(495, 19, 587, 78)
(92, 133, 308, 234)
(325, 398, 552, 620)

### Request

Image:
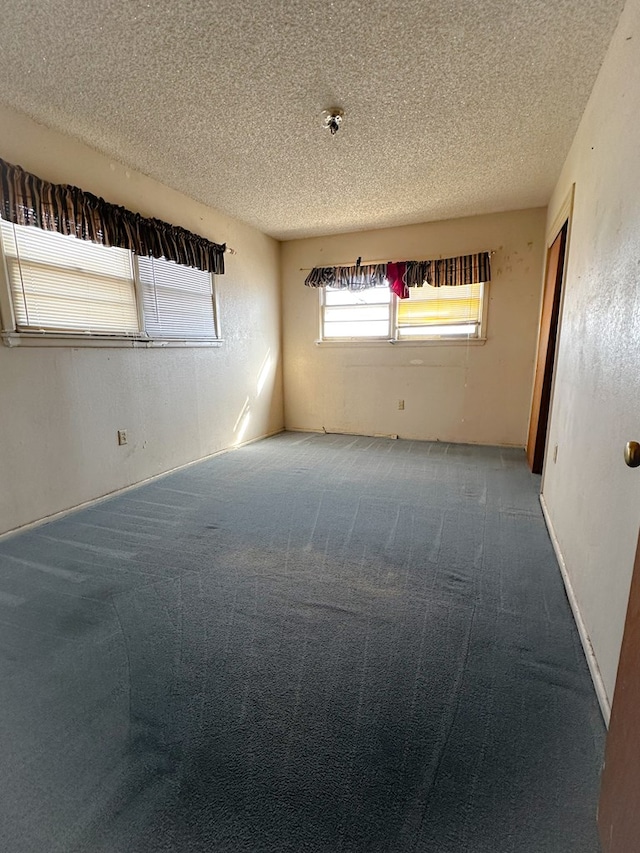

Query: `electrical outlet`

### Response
(117, 429, 128, 446)
(398, 399, 405, 410)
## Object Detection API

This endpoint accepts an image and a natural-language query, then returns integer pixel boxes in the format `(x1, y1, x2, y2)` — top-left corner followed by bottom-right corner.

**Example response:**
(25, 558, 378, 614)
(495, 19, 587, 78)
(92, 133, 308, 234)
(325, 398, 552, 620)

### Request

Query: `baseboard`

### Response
(540, 493, 611, 726)
(284, 426, 524, 448)
(0, 427, 285, 542)
(286, 427, 398, 439)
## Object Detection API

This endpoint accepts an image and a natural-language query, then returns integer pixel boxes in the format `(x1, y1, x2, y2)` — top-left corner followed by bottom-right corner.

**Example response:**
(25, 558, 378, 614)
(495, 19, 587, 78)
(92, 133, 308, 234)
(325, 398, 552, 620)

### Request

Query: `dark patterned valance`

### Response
(304, 263, 387, 291)
(0, 158, 225, 274)
(304, 252, 491, 297)
(430, 253, 491, 287)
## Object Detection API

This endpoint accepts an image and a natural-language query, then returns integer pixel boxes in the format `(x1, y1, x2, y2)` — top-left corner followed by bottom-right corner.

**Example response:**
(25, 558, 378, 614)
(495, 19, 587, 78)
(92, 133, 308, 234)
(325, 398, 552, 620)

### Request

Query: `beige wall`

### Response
(542, 0, 640, 710)
(282, 209, 546, 445)
(0, 104, 284, 536)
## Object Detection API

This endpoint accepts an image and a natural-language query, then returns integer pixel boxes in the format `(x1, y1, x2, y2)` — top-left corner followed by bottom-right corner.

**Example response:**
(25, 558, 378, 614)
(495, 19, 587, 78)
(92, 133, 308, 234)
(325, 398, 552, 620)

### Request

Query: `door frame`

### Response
(533, 184, 575, 489)
(597, 525, 640, 851)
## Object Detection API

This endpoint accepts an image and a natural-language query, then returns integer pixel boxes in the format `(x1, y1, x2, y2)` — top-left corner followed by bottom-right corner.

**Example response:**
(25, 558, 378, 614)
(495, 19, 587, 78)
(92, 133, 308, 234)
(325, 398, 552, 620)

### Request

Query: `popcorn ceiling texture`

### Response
(0, 0, 625, 240)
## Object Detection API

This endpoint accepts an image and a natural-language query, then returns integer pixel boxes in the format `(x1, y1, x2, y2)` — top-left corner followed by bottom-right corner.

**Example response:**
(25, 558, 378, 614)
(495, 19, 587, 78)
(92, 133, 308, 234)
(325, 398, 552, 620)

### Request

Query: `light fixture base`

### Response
(322, 109, 344, 135)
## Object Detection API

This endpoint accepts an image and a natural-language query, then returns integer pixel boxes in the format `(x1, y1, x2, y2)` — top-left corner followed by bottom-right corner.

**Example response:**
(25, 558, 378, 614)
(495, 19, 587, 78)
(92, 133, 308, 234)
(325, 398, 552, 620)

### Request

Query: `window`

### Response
(321, 285, 391, 340)
(396, 283, 484, 340)
(0, 218, 220, 344)
(137, 255, 218, 340)
(320, 281, 486, 342)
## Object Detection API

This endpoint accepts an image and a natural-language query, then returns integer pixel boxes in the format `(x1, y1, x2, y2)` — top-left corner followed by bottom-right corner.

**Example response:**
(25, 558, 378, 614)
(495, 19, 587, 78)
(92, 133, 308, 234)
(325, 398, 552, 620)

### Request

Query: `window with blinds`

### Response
(395, 283, 484, 339)
(0, 218, 139, 335)
(321, 285, 391, 339)
(0, 217, 219, 342)
(138, 256, 217, 340)
(319, 280, 486, 342)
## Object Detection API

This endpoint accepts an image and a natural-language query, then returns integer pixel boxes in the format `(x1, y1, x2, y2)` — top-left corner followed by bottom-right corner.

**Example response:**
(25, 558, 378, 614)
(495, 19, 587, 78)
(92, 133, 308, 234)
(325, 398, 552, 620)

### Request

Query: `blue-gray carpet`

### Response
(0, 432, 604, 852)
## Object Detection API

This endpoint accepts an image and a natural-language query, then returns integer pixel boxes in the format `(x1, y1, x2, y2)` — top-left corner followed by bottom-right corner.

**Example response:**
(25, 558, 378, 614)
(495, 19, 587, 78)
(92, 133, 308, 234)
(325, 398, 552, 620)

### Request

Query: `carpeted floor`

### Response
(0, 432, 604, 852)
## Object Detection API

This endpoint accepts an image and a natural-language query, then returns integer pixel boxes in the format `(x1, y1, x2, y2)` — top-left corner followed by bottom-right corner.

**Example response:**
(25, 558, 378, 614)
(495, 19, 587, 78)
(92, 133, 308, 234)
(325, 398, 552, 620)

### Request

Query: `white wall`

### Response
(282, 209, 546, 445)
(0, 104, 283, 536)
(542, 0, 640, 709)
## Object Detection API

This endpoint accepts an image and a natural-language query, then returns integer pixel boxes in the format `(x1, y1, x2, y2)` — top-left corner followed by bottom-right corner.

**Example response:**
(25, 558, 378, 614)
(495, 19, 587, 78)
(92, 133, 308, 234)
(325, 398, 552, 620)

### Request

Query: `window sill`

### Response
(315, 337, 487, 347)
(2, 332, 224, 349)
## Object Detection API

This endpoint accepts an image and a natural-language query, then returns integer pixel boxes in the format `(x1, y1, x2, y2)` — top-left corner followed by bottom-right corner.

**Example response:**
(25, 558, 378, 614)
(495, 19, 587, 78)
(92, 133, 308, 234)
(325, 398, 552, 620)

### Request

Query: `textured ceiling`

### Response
(0, 0, 625, 240)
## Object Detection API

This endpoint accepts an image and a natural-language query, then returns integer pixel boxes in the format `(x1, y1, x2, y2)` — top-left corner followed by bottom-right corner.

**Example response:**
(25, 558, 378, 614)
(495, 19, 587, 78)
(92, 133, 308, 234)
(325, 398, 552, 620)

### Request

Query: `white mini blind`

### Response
(0, 218, 139, 334)
(396, 283, 484, 338)
(323, 285, 391, 339)
(137, 256, 217, 340)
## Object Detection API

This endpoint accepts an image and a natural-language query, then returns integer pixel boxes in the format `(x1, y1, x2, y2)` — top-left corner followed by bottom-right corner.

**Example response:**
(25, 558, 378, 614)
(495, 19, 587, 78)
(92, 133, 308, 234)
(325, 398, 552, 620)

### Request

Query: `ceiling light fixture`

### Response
(322, 109, 344, 135)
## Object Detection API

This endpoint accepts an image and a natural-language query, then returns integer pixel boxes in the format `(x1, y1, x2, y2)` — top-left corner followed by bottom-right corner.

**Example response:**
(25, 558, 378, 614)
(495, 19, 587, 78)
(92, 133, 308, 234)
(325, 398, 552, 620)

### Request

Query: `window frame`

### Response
(317, 282, 489, 345)
(0, 220, 223, 348)
(318, 283, 393, 343)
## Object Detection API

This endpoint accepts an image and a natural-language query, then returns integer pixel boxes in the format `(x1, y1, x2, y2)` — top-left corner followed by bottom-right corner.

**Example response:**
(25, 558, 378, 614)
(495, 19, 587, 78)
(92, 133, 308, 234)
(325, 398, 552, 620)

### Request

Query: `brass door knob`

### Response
(625, 441, 640, 468)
